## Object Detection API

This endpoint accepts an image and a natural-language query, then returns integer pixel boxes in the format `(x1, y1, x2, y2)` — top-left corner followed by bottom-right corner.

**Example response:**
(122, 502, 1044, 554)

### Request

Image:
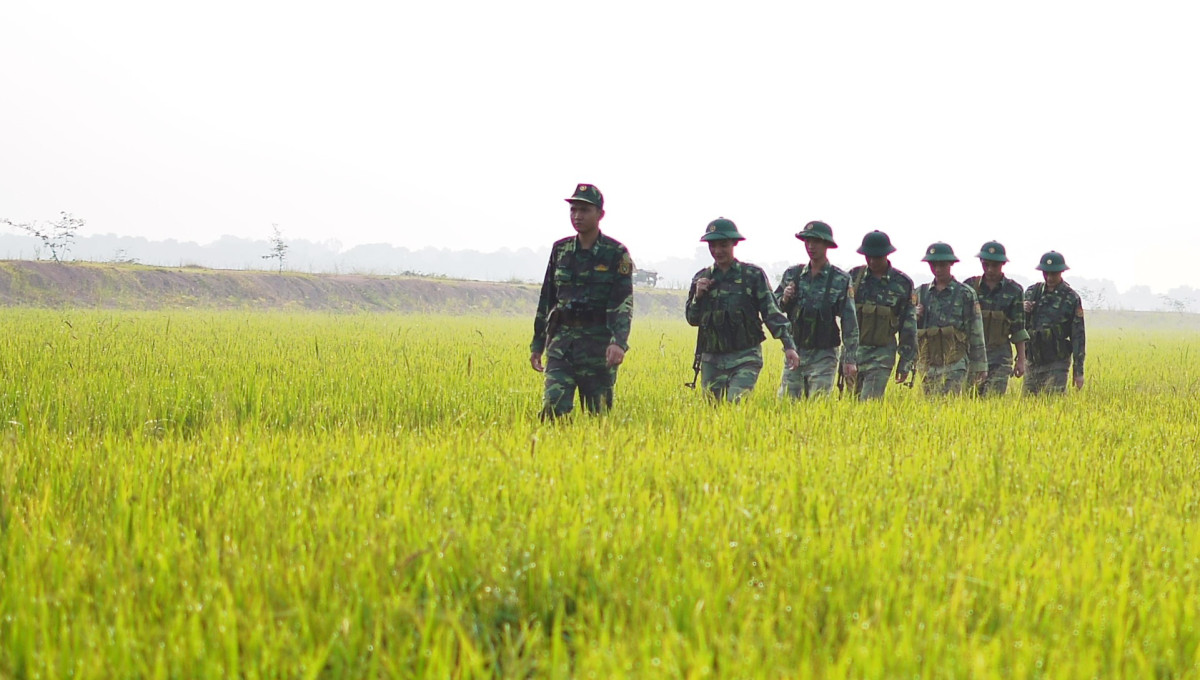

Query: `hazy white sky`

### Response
(3, 0, 1198, 292)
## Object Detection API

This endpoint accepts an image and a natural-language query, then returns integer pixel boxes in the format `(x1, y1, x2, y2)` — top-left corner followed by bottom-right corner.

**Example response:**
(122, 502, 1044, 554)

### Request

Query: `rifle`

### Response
(836, 362, 844, 395)
(685, 326, 704, 389)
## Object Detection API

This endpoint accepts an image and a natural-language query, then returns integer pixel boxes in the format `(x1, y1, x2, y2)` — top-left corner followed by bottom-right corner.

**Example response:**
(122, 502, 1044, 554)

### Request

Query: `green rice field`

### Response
(2, 309, 1199, 678)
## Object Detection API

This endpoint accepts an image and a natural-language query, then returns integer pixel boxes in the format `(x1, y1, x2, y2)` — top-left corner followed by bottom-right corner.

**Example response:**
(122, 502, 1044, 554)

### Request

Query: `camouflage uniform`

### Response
(916, 279, 987, 395)
(686, 260, 796, 402)
(531, 232, 634, 417)
(1024, 281, 1085, 394)
(848, 264, 918, 400)
(964, 275, 1030, 396)
(775, 263, 859, 398)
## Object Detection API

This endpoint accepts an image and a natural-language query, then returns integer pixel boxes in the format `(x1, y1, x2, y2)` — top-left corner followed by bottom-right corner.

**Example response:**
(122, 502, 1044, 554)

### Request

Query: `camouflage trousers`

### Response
(1025, 359, 1070, 395)
(700, 346, 763, 403)
(977, 348, 1014, 397)
(851, 345, 897, 401)
(780, 348, 839, 399)
(541, 330, 617, 418)
(922, 357, 969, 396)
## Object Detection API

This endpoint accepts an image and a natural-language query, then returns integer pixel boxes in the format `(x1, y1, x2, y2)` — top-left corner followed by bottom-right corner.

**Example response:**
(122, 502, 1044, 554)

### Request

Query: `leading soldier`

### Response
(915, 242, 987, 395)
(847, 230, 918, 400)
(1023, 251, 1086, 394)
(529, 183, 634, 418)
(775, 221, 859, 398)
(685, 218, 800, 402)
(963, 241, 1029, 396)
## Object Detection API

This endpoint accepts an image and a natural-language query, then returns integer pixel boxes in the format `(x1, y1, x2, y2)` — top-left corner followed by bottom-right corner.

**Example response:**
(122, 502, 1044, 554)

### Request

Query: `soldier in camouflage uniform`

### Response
(1023, 251, 1086, 394)
(846, 231, 918, 400)
(963, 241, 1029, 396)
(530, 184, 634, 418)
(686, 218, 800, 402)
(915, 242, 988, 395)
(775, 221, 859, 398)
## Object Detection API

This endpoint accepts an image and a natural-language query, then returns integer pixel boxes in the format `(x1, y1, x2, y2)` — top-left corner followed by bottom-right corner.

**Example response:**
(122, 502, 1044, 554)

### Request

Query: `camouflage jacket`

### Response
(774, 262, 858, 363)
(917, 278, 987, 372)
(963, 275, 1030, 347)
(848, 264, 918, 372)
(1024, 281, 1086, 374)
(530, 232, 634, 354)
(686, 260, 796, 354)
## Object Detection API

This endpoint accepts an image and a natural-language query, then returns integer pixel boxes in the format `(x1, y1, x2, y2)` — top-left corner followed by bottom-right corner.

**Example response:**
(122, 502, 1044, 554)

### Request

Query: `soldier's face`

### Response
(1043, 271, 1063, 287)
(804, 239, 828, 262)
(569, 202, 603, 235)
(929, 261, 953, 283)
(866, 256, 889, 274)
(708, 239, 735, 268)
(982, 260, 1005, 282)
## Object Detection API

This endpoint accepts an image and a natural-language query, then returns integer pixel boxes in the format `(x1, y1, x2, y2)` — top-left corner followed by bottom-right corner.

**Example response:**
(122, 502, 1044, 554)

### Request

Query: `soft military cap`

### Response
(1035, 250, 1069, 272)
(795, 220, 837, 247)
(921, 242, 959, 263)
(564, 183, 604, 209)
(977, 240, 1008, 263)
(857, 230, 896, 256)
(700, 217, 745, 242)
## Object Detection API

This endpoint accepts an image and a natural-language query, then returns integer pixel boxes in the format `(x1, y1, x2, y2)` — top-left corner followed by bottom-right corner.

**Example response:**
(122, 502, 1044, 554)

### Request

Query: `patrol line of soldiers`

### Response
(531, 183, 1085, 418)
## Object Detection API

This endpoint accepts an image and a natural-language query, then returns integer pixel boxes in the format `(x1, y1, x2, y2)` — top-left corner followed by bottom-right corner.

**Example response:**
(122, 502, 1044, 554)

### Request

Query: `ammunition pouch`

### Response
(980, 309, 1011, 347)
(793, 307, 840, 350)
(858, 302, 898, 347)
(917, 325, 966, 368)
(1028, 326, 1071, 364)
(701, 308, 765, 353)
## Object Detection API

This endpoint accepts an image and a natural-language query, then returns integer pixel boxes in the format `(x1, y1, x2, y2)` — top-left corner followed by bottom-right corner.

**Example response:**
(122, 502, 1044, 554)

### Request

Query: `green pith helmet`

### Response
(976, 240, 1008, 263)
(564, 183, 604, 209)
(1035, 251, 1069, 272)
(795, 220, 837, 247)
(700, 217, 745, 242)
(857, 230, 896, 256)
(921, 242, 959, 263)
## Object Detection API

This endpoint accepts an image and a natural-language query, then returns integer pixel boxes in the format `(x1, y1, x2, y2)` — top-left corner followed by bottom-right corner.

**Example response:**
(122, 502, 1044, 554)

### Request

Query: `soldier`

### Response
(846, 230, 918, 400)
(775, 221, 859, 398)
(529, 183, 634, 418)
(685, 218, 800, 402)
(1023, 251, 1086, 394)
(915, 242, 987, 395)
(963, 241, 1029, 396)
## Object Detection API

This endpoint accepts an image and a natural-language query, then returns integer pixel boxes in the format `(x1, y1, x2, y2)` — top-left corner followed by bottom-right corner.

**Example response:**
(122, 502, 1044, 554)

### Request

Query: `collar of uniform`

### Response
(800, 262, 829, 279)
(709, 260, 743, 280)
(572, 230, 605, 251)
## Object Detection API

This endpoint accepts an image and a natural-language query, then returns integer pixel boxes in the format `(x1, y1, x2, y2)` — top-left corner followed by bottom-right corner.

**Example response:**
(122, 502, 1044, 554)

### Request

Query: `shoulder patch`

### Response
(974, 302, 982, 316)
(618, 253, 632, 276)
(1076, 305, 1085, 318)
(847, 284, 855, 299)
(911, 292, 919, 306)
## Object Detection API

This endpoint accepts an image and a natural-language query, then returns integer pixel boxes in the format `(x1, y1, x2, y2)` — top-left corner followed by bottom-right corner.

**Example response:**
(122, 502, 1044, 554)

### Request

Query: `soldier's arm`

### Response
(773, 267, 795, 311)
(965, 289, 988, 372)
(606, 248, 635, 351)
(1008, 284, 1030, 343)
(685, 274, 704, 327)
(531, 246, 558, 354)
(757, 270, 797, 351)
(838, 279, 859, 365)
(895, 283, 918, 373)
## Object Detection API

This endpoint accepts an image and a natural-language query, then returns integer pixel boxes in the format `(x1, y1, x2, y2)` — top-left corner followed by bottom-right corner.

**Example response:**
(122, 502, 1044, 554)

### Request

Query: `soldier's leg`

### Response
(780, 364, 806, 399)
(855, 368, 890, 400)
(701, 360, 731, 401)
(541, 339, 578, 418)
(978, 362, 1012, 397)
(724, 350, 764, 403)
(1043, 361, 1070, 394)
(574, 337, 616, 414)
(921, 366, 946, 396)
(1024, 364, 1046, 395)
(806, 350, 839, 396)
(941, 365, 968, 395)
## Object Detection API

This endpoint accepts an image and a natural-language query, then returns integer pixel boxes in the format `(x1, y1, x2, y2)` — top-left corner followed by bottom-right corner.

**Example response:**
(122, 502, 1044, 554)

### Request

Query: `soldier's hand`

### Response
(1013, 357, 1026, 378)
(784, 348, 800, 370)
(915, 303, 924, 319)
(530, 352, 544, 373)
(970, 370, 987, 385)
(782, 282, 796, 303)
(693, 278, 714, 298)
(895, 370, 909, 384)
(844, 363, 858, 381)
(606, 344, 625, 368)
(1023, 300, 1034, 313)
(1074, 374, 1085, 390)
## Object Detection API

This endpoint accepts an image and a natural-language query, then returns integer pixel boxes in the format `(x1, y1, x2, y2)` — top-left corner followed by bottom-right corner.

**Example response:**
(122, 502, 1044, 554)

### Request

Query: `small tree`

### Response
(262, 223, 288, 272)
(1, 211, 85, 262)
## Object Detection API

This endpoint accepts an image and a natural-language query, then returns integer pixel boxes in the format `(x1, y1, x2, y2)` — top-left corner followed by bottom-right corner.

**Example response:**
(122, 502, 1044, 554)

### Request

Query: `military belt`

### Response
(558, 308, 607, 328)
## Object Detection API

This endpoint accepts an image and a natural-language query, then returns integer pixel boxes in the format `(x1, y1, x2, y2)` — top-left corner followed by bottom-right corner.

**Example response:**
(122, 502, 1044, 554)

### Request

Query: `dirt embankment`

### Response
(0, 260, 688, 316)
